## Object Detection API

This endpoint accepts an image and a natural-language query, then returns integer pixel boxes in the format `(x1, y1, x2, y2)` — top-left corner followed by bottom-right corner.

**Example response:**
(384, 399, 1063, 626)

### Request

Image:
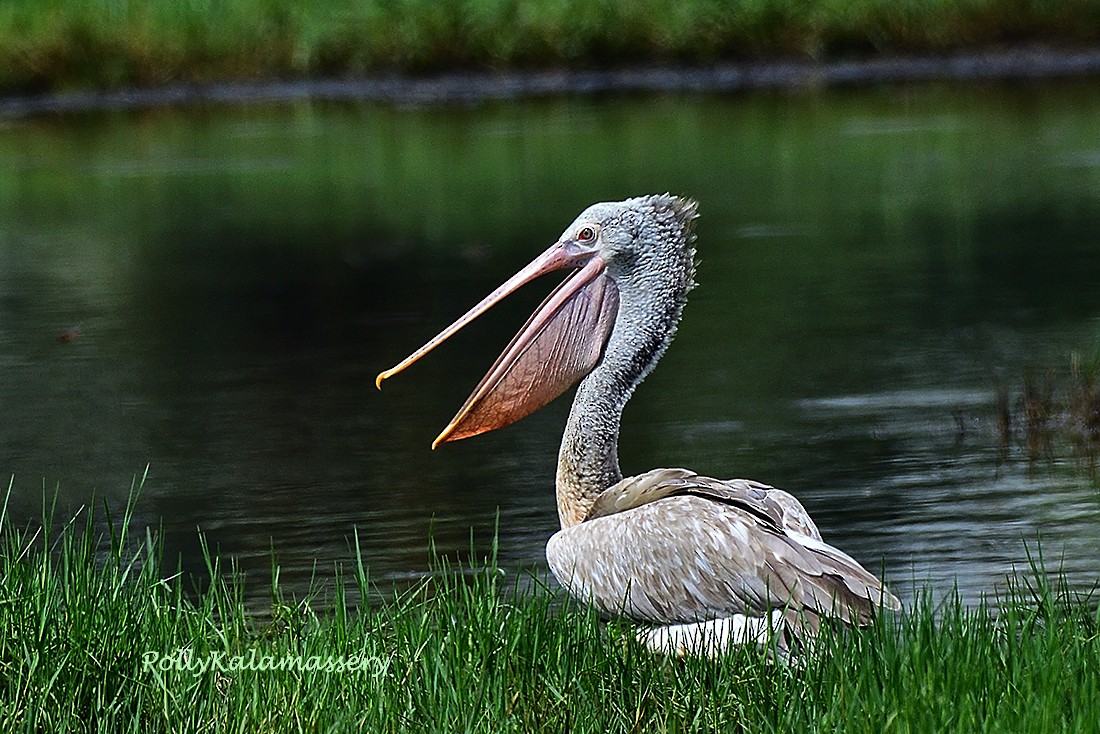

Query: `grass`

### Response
(994, 351, 1100, 469)
(2, 0, 1100, 94)
(1, 476, 1099, 732)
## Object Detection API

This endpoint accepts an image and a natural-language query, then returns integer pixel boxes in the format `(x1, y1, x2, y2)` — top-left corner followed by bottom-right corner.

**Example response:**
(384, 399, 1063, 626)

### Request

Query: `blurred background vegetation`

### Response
(3, 0, 1100, 94)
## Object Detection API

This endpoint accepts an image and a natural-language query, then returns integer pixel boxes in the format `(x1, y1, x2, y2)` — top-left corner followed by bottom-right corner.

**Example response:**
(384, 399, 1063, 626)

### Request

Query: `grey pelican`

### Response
(377, 194, 899, 656)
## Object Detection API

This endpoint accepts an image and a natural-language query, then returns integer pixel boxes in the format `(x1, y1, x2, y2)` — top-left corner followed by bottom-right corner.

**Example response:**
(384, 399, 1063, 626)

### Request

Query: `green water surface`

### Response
(2, 81, 1099, 603)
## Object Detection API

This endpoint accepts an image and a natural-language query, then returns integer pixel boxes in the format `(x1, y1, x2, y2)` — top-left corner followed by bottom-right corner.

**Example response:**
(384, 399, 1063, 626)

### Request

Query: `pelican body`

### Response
(378, 195, 898, 655)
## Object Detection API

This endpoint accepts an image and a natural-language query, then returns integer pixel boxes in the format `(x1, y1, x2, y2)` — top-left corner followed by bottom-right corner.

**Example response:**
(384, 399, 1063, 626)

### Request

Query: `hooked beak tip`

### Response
(375, 370, 394, 390)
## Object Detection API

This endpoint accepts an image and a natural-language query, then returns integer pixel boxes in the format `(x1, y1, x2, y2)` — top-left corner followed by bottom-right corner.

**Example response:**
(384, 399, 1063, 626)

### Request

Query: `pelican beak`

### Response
(376, 239, 619, 448)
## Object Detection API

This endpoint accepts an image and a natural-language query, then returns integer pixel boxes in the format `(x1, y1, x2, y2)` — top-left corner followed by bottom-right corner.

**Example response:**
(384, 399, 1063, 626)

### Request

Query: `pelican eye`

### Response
(577, 226, 596, 243)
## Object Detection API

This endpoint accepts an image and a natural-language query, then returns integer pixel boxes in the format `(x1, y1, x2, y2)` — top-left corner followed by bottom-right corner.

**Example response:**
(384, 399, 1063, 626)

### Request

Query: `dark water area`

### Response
(2, 81, 1099, 607)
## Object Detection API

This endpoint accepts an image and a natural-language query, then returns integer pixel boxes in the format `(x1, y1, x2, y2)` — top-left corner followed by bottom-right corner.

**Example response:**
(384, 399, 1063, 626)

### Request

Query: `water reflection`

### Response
(1, 82, 1099, 607)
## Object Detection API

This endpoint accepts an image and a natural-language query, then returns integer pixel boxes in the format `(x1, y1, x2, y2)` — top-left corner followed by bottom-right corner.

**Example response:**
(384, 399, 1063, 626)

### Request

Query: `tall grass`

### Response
(1, 476, 1098, 731)
(2, 0, 1100, 94)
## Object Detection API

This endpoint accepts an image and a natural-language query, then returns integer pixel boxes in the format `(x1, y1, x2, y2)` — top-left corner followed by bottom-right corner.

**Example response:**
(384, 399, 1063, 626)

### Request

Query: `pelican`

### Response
(377, 194, 899, 657)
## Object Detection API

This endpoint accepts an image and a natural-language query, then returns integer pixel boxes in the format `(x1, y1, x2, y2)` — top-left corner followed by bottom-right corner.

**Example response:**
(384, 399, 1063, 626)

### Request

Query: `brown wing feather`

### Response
(548, 469, 899, 628)
(586, 468, 821, 540)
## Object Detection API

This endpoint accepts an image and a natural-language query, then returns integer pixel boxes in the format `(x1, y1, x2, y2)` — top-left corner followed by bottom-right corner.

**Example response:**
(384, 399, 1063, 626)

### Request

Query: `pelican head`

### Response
(376, 194, 698, 448)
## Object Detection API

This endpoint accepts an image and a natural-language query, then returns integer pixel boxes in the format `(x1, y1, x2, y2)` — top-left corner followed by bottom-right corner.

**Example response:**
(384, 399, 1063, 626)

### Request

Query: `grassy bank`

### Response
(1, 480, 1098, 732)
(3, 0, 1100, 95)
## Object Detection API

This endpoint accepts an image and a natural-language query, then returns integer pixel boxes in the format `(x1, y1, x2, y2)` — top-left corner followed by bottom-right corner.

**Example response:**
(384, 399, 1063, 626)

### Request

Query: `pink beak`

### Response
(376, 239, 619, 448)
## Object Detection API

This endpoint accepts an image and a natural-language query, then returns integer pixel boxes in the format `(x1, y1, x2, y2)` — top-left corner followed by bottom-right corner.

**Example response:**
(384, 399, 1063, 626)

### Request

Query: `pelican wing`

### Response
(548, 469, 899, 628)
(585, 467, 822, 540)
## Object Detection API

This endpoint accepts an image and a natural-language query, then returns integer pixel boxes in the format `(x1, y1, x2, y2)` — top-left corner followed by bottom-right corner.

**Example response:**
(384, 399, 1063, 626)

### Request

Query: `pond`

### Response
(2, 80, 1099, 607)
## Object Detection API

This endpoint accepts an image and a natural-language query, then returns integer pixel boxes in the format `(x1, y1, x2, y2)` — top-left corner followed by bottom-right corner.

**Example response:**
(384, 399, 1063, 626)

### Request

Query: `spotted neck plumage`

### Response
(556, 196, 697, 528)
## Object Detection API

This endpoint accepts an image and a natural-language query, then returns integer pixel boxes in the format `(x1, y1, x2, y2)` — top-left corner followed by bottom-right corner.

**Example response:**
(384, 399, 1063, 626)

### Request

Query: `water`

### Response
(2, 81, 1099, 606)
